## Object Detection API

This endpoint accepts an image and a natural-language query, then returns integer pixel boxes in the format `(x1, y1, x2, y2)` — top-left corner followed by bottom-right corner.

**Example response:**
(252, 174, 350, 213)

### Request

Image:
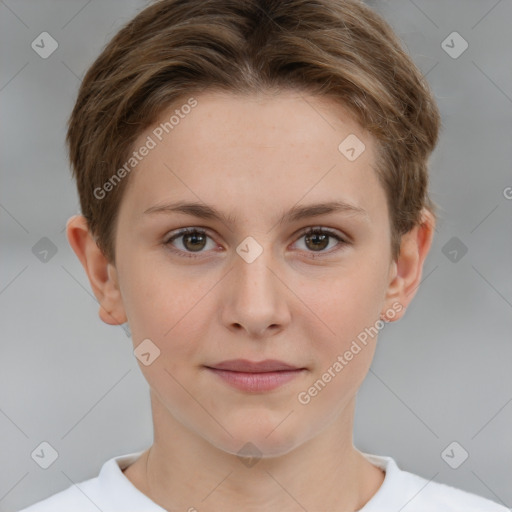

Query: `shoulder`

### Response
(18, 451, 156, 512)
(18, 477, 101, 512)
(397, 469, 508, 511)
(361, 453, 509, 512)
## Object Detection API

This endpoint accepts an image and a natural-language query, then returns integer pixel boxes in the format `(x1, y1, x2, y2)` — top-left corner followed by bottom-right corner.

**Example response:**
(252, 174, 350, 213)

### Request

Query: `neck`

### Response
(123, 393, 384, 512)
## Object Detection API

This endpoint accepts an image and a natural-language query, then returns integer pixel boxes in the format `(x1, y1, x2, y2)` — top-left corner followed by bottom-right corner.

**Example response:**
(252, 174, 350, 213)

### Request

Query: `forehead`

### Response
(119, 90, 386, 225)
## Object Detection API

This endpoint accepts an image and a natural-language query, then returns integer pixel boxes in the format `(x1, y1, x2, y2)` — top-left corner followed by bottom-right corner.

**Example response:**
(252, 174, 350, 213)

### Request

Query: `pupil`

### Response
(184, 232, 205, 251)
(306, 232, 328, 251)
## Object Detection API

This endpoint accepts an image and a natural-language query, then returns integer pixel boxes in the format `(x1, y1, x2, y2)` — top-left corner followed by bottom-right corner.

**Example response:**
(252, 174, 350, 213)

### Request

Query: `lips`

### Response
(205, 359, 303, 373)
(204, 359, 306, 392)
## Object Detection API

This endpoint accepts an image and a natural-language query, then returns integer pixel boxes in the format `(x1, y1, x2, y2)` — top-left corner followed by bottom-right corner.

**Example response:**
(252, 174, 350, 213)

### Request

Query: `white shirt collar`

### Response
(99, 450, 399, 511)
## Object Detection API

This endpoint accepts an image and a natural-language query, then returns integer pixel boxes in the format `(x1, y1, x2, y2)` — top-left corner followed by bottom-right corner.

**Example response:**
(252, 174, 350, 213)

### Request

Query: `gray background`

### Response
(1, 1, 511, 510)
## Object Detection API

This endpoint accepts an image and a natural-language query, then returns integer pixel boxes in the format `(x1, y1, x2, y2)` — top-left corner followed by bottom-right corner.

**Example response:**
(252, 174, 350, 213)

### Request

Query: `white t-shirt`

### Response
(19, 451, 508, 511)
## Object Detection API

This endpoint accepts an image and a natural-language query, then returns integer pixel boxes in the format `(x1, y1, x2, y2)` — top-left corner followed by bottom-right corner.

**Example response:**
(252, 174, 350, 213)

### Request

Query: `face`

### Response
(111, 90, 399, 457)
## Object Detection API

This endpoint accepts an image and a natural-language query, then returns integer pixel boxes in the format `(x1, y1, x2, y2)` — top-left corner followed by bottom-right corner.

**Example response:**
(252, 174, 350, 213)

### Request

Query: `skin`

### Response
(67, 90, 434, 512)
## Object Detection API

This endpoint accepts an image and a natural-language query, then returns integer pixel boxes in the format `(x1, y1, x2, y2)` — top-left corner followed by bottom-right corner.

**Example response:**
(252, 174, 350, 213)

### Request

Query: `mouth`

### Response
(204, 359, 307, 393)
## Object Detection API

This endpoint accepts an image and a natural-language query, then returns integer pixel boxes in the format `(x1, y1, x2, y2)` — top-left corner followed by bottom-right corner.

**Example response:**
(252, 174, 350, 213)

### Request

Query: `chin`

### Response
(209, 418, 303, 460)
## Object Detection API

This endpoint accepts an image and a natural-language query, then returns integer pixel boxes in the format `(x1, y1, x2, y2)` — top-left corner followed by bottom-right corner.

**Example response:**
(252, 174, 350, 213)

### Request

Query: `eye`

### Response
(164, 226, 349, 259)
(164, 227, 217, 258)
(292, 227, 348, 257)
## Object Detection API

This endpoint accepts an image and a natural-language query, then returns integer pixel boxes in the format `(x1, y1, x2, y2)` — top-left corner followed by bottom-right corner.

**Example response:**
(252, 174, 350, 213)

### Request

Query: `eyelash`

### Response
(163, 226, 349, 260)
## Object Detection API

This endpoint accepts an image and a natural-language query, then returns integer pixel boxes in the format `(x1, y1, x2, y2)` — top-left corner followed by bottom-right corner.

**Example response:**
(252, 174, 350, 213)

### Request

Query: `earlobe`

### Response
(381, 209, 435, 322)
(66, 215, 127, 326)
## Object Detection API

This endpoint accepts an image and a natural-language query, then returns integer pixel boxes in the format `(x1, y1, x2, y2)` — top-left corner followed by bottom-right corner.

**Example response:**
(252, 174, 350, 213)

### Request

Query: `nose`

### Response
(220, 243, 291, 338)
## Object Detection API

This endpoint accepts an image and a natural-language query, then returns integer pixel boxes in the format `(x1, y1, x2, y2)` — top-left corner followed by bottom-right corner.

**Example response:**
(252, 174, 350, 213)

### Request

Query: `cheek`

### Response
(305, 257, 389, 353)
(296, 266, 384, 413)
(296, 344, 376, 431)
(118, 255, 218, 370)
(119, 264, 206, 396)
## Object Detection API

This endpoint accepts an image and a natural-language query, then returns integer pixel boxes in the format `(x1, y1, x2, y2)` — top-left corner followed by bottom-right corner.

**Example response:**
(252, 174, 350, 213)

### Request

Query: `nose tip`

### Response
(222, 246, 291, 337)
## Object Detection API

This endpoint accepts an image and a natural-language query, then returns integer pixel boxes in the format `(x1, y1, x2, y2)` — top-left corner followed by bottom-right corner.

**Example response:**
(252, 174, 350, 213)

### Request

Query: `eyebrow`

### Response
(143, 200, 369, 226)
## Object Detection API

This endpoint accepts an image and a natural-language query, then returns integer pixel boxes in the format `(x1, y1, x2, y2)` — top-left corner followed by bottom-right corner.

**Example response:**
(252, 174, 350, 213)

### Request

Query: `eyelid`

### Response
(164, 225, 349, 243)
(163, 226, 209, 243)
(296, 225, 349, 242)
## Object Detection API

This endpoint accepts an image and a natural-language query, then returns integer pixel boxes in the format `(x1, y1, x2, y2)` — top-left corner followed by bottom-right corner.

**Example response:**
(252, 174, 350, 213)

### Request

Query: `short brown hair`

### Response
(66, 0, 441, 263)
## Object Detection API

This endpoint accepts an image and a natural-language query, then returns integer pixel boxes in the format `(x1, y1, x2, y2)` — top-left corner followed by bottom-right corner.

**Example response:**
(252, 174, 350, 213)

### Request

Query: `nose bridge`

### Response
(234, 237, 279, 303)
(223, 235, 290, 335)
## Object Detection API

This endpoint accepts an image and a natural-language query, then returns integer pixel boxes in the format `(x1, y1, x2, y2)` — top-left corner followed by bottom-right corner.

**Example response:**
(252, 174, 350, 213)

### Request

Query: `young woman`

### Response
(20, 1, 507, 510)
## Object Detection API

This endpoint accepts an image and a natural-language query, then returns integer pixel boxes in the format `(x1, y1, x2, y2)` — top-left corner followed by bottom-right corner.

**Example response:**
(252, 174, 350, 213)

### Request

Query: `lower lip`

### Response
(206, 368, 305, 392)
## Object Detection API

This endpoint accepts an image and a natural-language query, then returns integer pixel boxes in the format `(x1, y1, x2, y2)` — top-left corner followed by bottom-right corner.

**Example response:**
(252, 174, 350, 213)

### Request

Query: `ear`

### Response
(66, 215, 127, 326)
(381, 208, 435, 322)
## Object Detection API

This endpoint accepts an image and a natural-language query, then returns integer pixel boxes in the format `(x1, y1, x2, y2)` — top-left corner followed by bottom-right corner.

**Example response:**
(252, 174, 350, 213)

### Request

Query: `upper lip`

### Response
(206, 359, 303, 373)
